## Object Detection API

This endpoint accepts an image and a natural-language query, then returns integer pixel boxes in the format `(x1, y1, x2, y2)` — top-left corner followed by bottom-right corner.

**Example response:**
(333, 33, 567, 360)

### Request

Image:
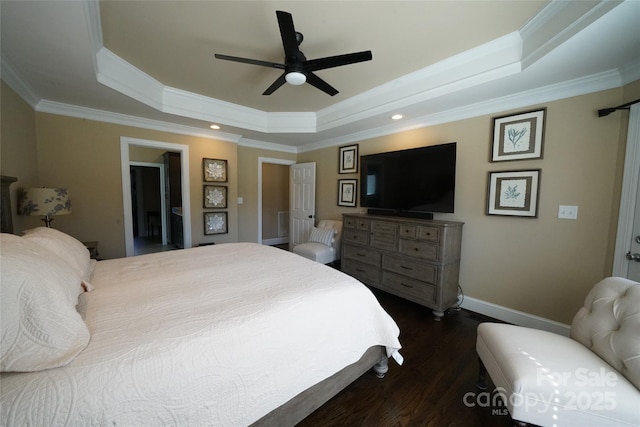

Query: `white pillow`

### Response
(0, 233, 90, 372)
(22, 227, 93, 294)
(308, 226, 336, 247)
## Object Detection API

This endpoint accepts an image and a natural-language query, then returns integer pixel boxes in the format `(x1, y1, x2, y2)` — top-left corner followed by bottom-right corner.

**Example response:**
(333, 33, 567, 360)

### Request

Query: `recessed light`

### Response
(210, 124, 220, 130)
(391, 114, 403, 120)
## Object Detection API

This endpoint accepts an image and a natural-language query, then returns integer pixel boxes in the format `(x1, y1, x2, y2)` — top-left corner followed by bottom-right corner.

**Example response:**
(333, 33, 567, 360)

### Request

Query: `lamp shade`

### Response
(18, 187, 72, 217)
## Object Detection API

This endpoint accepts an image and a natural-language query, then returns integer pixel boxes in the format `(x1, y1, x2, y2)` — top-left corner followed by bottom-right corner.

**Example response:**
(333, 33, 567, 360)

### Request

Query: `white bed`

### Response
(0, 228, 402, 426)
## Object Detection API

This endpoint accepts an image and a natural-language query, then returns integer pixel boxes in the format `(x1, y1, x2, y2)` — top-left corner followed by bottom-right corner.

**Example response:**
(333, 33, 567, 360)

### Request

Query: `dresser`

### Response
(341, 213, 463, 320)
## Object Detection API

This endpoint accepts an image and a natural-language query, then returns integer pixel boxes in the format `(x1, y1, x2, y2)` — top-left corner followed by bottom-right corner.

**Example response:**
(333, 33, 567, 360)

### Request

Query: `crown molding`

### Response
(237, 137, 298, 154)
(519, 0, 621, 70)
(35, 99, 241, 142)
(1, 57, 40, 108)
(297, 68, 627, 154)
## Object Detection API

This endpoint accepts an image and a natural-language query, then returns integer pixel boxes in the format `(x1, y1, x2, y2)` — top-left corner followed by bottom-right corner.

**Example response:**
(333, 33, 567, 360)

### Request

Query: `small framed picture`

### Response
(203, 185, 227, 208)
(339, 144, 359, 174)
(491, 108, 546, 162)
(487, 170, 541, 217)
(204, 212, 228, 234)
(338, 179, 357, 207)
(203, 158, 228, 182)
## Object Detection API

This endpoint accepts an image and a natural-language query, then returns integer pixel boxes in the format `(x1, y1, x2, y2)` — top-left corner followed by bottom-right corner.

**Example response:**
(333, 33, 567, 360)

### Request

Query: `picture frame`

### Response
(487, 170, 541, 217)
(204, 212, 228, 235)
(491, 108, 546, 162)
(203, 158, 228, 182)
(338, 179, 357, 207)
(339, 144, 359, 174)
(203, 185, 227, 209)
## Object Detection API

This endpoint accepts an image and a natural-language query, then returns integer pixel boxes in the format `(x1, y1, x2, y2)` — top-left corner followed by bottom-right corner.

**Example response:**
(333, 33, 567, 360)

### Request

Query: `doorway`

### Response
(120, 137, 192, 256)
(258, 157, 296, 246)
(129, 163, 172, 255)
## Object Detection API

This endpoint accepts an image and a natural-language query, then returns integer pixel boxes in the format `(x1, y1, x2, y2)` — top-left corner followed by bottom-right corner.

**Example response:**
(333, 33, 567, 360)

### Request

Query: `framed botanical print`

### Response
(203, 185, 227, 209)
(491, 108, 546, 162)
(203, 158, 228, 182)
(338, 179, 357, 207)
(339, 144, 359, 174)
(487, 170, 541, 217)
(204, 212, 228, 234)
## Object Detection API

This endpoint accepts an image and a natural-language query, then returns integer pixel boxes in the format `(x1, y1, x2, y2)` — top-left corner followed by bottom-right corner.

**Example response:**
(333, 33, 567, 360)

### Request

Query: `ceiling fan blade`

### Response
(215, 53, 285, 70)
(304, 51, 373, 72)
(263, 73, 287, 95)
(276, 10, 300, 59)
(306, 72, 339, 96)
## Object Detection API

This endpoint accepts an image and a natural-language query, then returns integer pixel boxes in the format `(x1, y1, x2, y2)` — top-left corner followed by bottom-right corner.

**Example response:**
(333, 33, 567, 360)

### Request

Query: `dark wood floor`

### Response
(298, 288, 513, 427)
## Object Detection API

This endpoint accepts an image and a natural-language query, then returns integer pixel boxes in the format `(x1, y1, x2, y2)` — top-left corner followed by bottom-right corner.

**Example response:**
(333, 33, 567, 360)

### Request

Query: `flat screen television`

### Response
(360, 142, 456, 218)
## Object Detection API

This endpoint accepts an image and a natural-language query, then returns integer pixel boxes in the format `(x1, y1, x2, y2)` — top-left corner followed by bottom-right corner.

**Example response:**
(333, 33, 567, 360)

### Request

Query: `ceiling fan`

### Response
(214, 10, 372, 96)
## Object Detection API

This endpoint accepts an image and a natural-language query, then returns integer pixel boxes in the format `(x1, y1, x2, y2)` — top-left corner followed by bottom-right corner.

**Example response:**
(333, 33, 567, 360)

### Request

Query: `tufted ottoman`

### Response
(476, 277, 640, 427)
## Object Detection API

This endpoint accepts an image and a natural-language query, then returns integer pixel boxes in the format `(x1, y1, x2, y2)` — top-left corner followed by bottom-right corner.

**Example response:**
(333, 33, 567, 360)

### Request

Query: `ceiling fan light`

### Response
(285, 71, 306, 86)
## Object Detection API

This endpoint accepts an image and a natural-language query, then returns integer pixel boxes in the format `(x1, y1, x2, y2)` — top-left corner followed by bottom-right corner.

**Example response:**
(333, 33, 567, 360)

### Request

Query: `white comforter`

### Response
(1, 243, 401, 426)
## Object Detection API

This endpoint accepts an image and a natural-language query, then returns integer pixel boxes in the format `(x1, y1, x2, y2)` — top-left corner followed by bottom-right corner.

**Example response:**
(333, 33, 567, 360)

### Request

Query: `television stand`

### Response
(341, 213, 463, 320)
(367, 209, 434, 220)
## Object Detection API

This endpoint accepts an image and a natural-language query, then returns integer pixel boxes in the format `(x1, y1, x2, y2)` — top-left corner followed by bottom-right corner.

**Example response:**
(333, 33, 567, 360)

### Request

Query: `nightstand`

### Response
(83, 241, 99, 260)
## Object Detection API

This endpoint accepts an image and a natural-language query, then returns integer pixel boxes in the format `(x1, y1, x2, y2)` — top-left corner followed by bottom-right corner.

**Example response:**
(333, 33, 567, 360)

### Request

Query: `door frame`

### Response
(258, 157, 296, 245)
(613, 105, 640, 276)
(130, 162, 168, 245)
(120, 137, 191, 256)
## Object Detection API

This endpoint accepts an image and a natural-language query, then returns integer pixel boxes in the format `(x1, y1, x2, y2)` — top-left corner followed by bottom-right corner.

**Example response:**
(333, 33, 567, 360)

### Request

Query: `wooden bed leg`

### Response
(477, 357, 487, 390)
(373, 357, 388, 379)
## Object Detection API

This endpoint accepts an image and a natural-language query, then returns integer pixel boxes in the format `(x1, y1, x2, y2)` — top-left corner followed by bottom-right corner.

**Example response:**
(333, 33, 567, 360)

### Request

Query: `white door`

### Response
(290, 162, 316, 250)
(613, 104, 640, 280)
(628, 180, 640, 281)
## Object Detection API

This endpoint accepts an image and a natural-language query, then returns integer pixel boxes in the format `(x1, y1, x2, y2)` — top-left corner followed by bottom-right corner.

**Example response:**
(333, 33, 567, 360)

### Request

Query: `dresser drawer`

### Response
(344, 244, 381, 266)
(382, 272, 436, 305)
(356, 219, 370, 231)
(344, 216, 358, 229)
(383, 254, 437, 284)
(399, 239, 439, 261)
(343, 230, 369, 245)
(399, 224, 417, 238)
(417, 226, 440, 242)
(342, 259, 381, 286)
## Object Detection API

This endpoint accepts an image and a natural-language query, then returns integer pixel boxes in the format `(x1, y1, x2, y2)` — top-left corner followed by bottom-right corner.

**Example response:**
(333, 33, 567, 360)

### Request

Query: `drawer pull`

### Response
(414, 247, 419, 251)
(356, 268, 365, 273)
(400, 282, 413, 289)
(400, 265, 413, 270)
(356, 253, 366, 257)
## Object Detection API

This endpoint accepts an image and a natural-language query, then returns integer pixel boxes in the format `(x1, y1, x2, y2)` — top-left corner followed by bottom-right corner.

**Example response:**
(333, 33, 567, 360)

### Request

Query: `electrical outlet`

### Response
(558, 205, 578, 219)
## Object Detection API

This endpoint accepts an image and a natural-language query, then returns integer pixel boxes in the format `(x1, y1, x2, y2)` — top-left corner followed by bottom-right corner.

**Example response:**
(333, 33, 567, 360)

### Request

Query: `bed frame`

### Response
(253, 345, 388, 426)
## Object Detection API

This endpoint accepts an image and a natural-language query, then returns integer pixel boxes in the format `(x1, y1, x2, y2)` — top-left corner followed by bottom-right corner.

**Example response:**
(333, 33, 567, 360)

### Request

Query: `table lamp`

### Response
(18, 187, 72, 227)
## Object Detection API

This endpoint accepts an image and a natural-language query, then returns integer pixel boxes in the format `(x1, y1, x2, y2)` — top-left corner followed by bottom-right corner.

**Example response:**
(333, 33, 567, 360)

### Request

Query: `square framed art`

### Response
(203, 158, 228, 182)
(491, 108, 546, 162)
(204, 212, 228, 234)
(203, 185, 227, 208)
(338, 144, 359, 174)
(487, 170, 541, 217)
(338, 179, 357, 207)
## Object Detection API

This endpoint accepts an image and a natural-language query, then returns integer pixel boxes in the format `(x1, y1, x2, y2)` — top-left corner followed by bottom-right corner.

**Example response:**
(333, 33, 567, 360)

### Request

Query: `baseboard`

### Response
(460, 296, 570, 337)
(263, 237, 289, 246)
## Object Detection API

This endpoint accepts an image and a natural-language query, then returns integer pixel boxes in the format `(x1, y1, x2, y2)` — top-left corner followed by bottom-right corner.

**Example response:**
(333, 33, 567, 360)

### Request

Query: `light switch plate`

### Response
(558, 205, 578, 219)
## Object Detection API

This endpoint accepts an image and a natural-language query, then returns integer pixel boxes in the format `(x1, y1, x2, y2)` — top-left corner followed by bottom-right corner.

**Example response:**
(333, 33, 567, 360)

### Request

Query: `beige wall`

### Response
(6, 109, 238, 259)
(237, 146, 296, 242)
(0, 81, 39, 232)
(301, 88, 633, 324)
(3, 77, 639, 324)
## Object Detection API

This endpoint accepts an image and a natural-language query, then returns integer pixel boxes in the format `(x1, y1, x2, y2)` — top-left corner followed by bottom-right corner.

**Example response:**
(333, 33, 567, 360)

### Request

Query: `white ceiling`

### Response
(2, 1, 639, 152)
